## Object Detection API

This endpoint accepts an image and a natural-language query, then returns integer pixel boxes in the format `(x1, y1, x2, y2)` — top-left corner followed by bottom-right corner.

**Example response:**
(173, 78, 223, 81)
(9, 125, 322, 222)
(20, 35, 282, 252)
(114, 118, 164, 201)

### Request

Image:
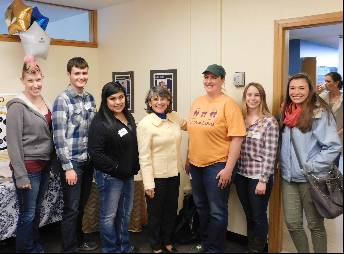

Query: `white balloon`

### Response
(19, 21, 50, 59)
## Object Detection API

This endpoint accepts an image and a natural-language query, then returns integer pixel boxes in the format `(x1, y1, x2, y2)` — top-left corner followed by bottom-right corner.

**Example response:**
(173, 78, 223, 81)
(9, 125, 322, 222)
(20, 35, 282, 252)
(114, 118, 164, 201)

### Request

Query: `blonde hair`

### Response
(22, 61, 42, 78)
(242, 82, 271, 119)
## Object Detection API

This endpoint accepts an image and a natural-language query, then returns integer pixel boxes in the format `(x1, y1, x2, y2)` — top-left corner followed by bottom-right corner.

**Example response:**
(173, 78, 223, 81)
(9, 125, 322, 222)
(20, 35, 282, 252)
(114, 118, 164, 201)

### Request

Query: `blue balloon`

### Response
(31, 7, 49, 30)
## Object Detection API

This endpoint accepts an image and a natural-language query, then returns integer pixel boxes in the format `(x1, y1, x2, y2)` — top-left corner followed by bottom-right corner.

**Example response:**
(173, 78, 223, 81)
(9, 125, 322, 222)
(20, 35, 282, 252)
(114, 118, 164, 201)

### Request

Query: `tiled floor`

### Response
(0, 222, 247, 253)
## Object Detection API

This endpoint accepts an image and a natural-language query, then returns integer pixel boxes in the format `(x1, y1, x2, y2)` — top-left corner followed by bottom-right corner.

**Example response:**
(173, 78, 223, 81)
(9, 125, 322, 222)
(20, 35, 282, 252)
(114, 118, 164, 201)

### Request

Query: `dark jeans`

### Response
(95, 171, 134, 253)
(13, 170, 49, 253)
(60, 160, 94, 253)
(146, 175, 180, 251)
(190, 163, 230, 253)
(235, 174, 273, 250)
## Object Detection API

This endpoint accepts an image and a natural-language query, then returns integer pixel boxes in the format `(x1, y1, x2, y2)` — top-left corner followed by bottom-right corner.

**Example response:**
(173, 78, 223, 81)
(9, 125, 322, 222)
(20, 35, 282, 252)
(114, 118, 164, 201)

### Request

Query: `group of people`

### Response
(6, 57, 342, 254)
(7, 57, 98, 253)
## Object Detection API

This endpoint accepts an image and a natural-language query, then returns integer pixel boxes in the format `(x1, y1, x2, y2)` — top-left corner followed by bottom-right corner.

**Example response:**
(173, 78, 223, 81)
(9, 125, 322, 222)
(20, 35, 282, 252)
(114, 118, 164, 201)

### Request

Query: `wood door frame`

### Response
(269, 11, 343, 253)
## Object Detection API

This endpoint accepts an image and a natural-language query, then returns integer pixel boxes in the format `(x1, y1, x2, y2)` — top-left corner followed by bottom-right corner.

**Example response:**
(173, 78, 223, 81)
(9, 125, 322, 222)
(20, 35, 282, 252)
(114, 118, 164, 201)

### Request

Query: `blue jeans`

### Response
(13, 170, 49, 253)
(60, 160, 94, 253)
(190, 162, 230, 253)
(235, 174, 273, 250)
(95, 171, 134, 253)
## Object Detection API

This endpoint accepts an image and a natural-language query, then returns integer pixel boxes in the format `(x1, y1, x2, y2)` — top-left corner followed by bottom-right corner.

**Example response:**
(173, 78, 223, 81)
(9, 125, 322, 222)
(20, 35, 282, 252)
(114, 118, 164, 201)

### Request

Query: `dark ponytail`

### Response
(326, 72, 343, 90)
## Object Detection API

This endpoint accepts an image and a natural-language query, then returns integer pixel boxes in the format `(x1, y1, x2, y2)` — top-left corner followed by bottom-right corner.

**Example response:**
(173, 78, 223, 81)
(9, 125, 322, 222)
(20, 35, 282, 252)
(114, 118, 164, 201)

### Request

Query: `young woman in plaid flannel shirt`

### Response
(235, 82, 279, 252)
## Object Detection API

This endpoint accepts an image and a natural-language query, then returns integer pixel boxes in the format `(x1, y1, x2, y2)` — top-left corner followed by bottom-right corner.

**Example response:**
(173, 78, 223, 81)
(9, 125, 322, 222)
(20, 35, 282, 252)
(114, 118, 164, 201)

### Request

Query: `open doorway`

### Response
(268, 11, 343, 253)
(286, 23, 342, 253)
(289, 23, 342, 87)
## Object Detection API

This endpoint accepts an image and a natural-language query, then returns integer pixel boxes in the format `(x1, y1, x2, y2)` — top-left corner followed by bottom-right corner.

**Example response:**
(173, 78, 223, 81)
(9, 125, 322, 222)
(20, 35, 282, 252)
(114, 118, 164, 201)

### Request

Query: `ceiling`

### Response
(31, 0, 125, 10)
(289, 23, 343, 48)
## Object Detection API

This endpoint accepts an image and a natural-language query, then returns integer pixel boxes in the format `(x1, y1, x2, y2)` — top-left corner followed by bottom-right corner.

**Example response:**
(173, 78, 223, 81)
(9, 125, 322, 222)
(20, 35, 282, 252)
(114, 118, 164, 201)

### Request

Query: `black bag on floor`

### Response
(173, 193, 200, 244)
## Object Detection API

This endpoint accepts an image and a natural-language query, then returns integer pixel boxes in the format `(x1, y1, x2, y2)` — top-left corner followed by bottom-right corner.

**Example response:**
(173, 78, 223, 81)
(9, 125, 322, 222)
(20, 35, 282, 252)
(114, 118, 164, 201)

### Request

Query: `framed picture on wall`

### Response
(150, 69, 177, 111)
(112, 71, 134, 113)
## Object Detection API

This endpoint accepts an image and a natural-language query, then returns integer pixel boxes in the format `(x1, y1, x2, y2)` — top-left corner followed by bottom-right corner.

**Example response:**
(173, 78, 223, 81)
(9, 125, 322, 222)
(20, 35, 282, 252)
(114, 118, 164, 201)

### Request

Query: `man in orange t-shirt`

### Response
(186, 64, 246, 253)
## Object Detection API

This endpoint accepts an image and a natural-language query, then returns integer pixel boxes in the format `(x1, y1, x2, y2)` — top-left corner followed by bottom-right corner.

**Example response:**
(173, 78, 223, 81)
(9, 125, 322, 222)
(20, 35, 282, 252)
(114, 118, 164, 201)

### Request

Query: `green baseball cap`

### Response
(202, 64, 226, 77)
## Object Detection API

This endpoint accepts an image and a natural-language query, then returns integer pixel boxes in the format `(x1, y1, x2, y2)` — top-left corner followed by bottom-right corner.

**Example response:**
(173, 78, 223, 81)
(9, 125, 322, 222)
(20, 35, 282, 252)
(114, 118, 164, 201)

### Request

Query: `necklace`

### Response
(34, 98, 48, 114)
(23, 93, 48, 115)
(245, 113, 260, 128)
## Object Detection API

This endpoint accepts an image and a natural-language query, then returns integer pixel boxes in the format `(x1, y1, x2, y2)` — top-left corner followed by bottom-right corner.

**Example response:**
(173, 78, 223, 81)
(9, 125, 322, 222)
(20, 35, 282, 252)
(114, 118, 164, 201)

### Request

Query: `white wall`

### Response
(0, 41, 99, 107)
(98, 0, 191, 121)
(221, 0, 342, 109)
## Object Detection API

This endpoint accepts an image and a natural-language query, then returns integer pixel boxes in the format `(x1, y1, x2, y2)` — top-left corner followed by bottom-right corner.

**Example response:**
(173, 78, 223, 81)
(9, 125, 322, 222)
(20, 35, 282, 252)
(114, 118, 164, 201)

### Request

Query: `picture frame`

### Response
(150, 69, 177, 111)
(112, 71, 134, 113)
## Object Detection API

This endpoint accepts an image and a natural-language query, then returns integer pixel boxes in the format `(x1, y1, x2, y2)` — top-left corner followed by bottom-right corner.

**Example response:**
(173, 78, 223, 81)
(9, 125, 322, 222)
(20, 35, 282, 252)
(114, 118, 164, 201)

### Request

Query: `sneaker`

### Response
(78, 241, 98, 251)
(164, 245, 178, 253)
(128, 245, 139, 253)
(195, 244, 207, 253)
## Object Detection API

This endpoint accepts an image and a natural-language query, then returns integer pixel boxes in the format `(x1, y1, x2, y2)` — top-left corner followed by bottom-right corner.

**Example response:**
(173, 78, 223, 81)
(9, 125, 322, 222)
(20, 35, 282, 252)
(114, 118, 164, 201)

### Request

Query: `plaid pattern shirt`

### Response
(237, 116, 279, 183)
(52, 86, 96, 170)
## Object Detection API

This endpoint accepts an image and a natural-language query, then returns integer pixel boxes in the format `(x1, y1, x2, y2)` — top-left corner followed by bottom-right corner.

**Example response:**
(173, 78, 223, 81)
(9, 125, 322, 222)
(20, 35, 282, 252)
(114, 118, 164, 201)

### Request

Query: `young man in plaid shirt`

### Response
(52, 57, 97, 253)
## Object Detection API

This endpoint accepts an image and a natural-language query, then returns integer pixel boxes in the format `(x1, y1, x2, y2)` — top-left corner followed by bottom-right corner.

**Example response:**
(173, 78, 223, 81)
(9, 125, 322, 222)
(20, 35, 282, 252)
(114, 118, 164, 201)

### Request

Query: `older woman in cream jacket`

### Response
(137, 86, 186, 253)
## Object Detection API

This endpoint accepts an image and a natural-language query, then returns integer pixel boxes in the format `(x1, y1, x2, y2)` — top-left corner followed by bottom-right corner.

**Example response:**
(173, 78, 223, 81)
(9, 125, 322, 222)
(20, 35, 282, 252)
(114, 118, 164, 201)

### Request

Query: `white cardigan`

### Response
(137, 112, 186, 190)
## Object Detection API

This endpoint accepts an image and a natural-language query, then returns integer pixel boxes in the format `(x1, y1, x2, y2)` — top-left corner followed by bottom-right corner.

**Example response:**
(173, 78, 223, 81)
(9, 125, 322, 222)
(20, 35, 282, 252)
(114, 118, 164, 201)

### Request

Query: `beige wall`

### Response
(221, 0, 343, 110)
(0, 41, 99, 106)
(98, 0, 191, 121)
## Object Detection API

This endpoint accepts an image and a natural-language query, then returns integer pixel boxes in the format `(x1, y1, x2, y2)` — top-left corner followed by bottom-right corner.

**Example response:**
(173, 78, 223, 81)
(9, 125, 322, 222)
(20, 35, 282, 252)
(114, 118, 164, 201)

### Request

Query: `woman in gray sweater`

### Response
(6, 59, 53, 253)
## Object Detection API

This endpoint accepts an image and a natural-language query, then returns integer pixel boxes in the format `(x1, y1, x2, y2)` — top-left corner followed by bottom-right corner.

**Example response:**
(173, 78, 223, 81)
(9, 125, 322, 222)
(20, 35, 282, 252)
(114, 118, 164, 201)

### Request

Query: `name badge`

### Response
(84, 102, 92, 110)
(118, 128, 128, 137)
(247, 131, 261, 139)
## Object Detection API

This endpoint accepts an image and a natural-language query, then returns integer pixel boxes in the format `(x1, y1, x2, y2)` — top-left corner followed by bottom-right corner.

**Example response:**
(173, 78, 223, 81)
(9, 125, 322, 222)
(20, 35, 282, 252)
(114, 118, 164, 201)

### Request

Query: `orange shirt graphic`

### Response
(187, 94, 246, 167)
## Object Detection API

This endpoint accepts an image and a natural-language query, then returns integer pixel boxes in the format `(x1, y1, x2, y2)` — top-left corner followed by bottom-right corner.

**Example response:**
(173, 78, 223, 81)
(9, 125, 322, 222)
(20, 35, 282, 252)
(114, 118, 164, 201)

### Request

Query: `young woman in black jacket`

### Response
(88, 82, 139, 253)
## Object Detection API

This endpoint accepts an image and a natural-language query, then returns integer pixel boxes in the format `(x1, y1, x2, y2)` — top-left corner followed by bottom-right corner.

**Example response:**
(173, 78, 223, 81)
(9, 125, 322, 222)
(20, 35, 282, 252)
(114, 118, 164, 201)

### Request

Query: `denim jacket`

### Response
(280, 108, 342, 182)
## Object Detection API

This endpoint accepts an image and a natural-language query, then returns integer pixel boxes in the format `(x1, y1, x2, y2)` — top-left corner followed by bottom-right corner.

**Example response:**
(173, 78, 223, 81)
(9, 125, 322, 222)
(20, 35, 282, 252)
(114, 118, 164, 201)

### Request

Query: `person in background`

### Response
(280, 73, 341, 253)
(88, 82, 139, 253)
(137, 86, 186, 253)
(317, 72, 343, 173)
(236, 82, 279, 252)
(6, 58, 53, 253)
(186, 64, 246, 253)
(52, 57, 97, 253)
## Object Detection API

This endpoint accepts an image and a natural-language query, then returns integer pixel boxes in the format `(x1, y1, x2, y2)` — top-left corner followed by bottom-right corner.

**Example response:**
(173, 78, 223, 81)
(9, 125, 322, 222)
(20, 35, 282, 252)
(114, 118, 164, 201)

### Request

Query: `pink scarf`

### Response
(283, 103, 302, 128)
